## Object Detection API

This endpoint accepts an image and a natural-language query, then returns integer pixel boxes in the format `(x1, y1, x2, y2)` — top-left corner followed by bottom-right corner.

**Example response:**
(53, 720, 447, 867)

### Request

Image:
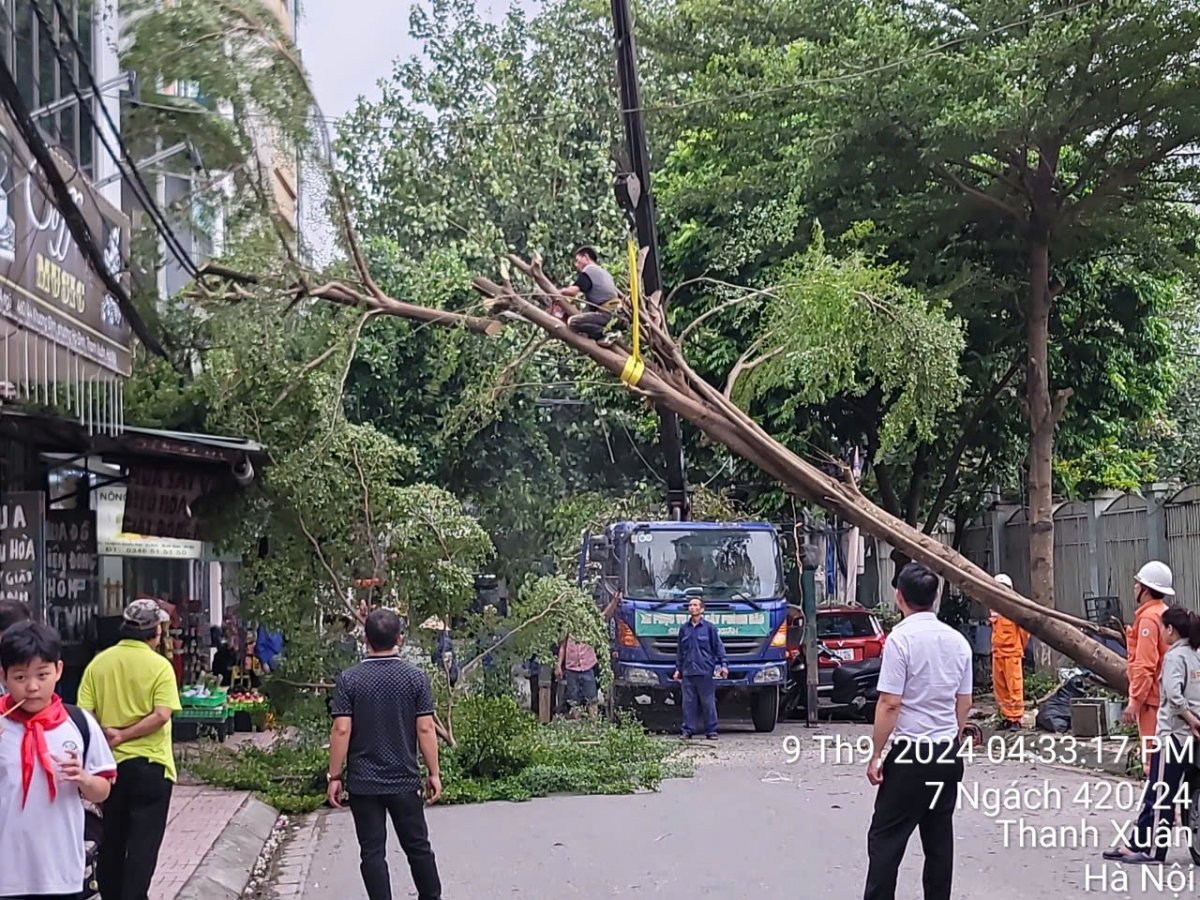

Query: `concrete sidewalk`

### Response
(147, 731, 285, 899)
(150, 786, 256, 900)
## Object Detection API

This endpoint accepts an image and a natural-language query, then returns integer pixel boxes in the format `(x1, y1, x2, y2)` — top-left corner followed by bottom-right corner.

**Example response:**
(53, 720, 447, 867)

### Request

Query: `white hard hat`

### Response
(994, 574, 1013, 589)
(1135, 560, 1175, 597)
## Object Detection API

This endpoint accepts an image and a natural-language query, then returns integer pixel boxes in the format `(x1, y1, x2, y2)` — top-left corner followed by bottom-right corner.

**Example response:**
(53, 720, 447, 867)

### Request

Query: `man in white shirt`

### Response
(863, 562, 973, 900)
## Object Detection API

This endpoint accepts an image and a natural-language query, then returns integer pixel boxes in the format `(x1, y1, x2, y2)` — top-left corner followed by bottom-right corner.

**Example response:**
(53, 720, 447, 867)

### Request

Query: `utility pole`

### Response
(610, 0, 689, 522)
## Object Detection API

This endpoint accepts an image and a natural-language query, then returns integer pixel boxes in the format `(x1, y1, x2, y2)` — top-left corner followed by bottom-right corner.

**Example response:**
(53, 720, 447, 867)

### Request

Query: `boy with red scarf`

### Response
(0, 622, 116, 898)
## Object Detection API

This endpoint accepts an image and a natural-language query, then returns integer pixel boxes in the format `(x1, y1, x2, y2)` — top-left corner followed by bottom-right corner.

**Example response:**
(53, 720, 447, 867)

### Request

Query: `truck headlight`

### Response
(754, 666, 783, 684)
(625, 667, 659, 686)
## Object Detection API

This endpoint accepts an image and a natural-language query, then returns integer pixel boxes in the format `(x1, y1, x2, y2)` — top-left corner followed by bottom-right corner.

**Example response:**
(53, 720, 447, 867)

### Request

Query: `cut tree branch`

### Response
(724, 331, 780, 399)
(457, 589, 571, 682)
(674, 280, 799, 345)
(195, 262, 503, 336)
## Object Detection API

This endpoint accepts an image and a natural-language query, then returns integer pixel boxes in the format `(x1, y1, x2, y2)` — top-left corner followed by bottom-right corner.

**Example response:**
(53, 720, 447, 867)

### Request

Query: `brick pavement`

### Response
(148, 786, 251, 900)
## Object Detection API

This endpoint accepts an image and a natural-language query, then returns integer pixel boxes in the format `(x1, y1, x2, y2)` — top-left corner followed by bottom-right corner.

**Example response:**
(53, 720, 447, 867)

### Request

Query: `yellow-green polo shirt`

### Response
(77, 639, 183, 782)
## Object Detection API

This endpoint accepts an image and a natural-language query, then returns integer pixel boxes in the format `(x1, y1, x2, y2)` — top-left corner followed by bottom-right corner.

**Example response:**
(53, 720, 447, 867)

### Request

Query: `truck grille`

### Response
(648, 636, 765, 658)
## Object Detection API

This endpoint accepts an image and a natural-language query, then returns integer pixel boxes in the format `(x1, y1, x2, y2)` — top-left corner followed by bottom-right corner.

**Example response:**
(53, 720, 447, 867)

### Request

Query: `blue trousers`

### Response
(682, 674, 718, 736)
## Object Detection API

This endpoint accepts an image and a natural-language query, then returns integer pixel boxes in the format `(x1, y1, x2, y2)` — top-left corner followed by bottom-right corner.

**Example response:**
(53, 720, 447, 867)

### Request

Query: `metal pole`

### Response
(802, 564, 819, 726)
(610, 0, 689, 521)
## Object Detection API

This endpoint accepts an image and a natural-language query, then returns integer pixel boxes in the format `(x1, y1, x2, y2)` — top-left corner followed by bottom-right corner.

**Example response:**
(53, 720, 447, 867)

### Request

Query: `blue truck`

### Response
(580, 521, 788, 732)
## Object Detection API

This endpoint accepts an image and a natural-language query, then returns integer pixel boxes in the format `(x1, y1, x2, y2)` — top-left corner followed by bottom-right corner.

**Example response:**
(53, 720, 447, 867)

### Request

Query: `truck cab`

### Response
(584, 521, 788, 732)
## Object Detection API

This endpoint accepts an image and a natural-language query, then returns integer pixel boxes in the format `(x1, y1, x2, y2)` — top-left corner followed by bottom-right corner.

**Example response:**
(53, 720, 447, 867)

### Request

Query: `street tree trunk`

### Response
(1027, 241, 1055, 610)
(1025, 240, 1072, 668)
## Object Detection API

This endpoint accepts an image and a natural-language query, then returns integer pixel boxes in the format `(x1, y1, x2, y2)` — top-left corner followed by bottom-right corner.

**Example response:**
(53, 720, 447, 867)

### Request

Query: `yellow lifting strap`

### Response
(620, 239, 645, 387)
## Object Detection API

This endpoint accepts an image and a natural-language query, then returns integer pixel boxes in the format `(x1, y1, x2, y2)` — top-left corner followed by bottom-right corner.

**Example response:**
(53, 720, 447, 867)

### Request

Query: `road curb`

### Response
(175, 796, 281, 900)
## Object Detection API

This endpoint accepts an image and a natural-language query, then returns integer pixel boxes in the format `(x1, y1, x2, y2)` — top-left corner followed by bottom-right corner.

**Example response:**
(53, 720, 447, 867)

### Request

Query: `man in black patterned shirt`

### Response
(327, 609, 443, 900)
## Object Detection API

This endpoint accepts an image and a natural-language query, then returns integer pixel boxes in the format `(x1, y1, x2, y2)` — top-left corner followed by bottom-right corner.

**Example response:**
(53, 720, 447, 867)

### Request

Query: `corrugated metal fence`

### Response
(856, 486, 1200, 618)
(1166, 486, 1200, 614)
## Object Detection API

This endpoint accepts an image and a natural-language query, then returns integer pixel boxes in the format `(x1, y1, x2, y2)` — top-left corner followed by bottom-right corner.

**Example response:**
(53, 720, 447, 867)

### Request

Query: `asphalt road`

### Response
(277, 721, 1199, 899)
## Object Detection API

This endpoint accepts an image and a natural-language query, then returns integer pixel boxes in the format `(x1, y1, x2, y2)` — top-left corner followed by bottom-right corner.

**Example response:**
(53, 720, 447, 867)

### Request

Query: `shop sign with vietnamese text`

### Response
(0, 110, 132, 377)
(0, 491, 44, 617)
(93, 484, 203, 559)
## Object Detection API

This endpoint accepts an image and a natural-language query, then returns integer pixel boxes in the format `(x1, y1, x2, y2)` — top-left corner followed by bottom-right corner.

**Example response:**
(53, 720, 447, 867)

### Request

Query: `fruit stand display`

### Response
(177, 680, 229, 742)
(228, 690, 269, 732)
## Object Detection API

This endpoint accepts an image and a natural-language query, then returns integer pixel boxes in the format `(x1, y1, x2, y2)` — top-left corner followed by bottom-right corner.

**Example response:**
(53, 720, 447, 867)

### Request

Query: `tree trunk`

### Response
(904, 444, 930, 527)
(1026, 241, 1056, 614)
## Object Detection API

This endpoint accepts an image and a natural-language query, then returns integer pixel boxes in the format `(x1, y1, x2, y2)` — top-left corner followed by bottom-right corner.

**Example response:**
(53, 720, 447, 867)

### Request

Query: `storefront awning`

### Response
(0, 408, 268, 470)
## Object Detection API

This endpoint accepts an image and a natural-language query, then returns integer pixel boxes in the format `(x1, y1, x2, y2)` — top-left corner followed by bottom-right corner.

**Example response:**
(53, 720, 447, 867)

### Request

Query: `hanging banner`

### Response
(94, 484, 203, 559)
(122, 467, 219, 541)
(0, 110, 133, 380)
(0, 490, 45, 617)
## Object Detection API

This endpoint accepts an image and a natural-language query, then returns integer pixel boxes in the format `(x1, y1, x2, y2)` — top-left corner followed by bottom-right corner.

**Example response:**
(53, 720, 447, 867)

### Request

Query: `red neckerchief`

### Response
(0, 693, 68, 808)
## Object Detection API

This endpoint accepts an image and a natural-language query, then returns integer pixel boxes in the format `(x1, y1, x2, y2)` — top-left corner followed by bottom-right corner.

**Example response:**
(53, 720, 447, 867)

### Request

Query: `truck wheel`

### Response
(752, 687, 780, 733)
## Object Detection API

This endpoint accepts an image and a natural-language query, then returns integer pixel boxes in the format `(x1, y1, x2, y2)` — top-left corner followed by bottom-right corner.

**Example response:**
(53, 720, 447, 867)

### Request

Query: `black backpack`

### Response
(65, 705, 104, 899)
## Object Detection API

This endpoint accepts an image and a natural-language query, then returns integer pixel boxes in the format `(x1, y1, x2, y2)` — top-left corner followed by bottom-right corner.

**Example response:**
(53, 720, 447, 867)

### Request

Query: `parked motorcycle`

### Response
(781, 608, 880, 720)
(828, 655, 882, 721)
(781, 636, 839, 718)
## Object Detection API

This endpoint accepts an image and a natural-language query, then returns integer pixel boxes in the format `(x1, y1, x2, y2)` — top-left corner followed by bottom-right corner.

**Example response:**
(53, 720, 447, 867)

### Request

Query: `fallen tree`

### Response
(169, 1, 1128, 690)
(470, 255, 1130, 690)
(202, 244, 1129, 690)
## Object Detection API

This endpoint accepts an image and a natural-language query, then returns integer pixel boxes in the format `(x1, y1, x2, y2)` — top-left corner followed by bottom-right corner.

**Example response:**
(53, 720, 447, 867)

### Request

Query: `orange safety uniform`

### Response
(1126, 598, 1171, 744)
(991, 611, 1030, 723)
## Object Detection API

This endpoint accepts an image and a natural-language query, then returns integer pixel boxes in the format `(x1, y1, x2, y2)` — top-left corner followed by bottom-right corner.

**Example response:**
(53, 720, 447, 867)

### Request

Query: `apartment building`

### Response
(152, 0, 301, 297)
(0, 0, 124, 209)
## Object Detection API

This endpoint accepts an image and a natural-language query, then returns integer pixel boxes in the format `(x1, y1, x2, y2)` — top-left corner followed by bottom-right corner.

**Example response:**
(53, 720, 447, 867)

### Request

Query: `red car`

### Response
(784, 606, 886, 665)
(816, 607, 886, 667)
(782, 605, 887, 713)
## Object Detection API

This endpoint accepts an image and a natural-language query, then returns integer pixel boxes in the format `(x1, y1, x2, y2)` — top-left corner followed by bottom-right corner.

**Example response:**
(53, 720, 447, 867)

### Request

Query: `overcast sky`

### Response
(299, 0, 528, 119)
(295, 0, 536, 265)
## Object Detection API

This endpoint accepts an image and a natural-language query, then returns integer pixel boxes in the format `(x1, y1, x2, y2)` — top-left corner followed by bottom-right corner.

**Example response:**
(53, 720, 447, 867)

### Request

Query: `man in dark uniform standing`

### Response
(672, 598, 728, 740)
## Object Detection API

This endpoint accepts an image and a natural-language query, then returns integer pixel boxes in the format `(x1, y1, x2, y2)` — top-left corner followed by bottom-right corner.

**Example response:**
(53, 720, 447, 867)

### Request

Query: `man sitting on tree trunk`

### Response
(559, 246, 622, 346)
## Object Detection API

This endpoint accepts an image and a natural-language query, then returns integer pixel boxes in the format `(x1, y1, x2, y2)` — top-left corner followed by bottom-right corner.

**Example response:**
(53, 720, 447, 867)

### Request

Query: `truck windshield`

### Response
(624, 528, 784, 601)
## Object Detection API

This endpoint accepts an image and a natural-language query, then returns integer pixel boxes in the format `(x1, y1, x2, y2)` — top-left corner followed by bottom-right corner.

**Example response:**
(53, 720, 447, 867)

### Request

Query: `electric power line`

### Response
(0, 55, 165, 356)
(38, 0, 200, 281)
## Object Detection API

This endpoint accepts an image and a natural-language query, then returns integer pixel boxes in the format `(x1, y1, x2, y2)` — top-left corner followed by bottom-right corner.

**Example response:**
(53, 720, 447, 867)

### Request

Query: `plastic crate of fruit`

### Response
(227, 690, 269, 712)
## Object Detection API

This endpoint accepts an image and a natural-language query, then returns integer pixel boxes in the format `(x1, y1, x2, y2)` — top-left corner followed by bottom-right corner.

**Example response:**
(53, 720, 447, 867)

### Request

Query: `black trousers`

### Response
(98, 758, 173, 900)
(864, 739, 963, 900)
(1131, 734, 1193, 860)
(349, 790, 442, 900)
(567, 310, 612, 339)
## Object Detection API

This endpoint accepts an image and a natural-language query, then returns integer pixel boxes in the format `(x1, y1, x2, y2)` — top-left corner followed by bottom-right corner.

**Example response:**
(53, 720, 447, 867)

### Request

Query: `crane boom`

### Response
(610, 0, 689, 522)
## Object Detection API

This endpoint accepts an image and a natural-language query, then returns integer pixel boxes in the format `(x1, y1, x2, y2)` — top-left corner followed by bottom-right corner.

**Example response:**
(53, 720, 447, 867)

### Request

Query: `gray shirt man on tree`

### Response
(559, 246, 622, 346)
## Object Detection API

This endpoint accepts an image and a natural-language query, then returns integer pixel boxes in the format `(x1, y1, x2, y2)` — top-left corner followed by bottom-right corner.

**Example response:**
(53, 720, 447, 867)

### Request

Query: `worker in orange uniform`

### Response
(991, 574, 1030, 732)
(1122, 560, 1176, 748)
